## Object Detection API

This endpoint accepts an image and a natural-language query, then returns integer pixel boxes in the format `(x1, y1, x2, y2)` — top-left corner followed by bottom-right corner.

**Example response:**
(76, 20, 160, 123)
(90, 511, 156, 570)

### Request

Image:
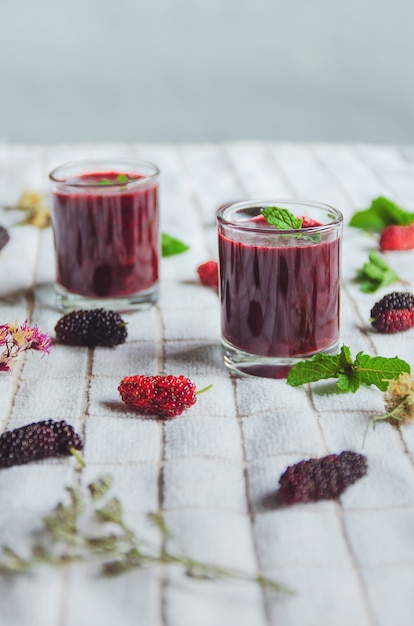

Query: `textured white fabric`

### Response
(1, 142, 414, 626)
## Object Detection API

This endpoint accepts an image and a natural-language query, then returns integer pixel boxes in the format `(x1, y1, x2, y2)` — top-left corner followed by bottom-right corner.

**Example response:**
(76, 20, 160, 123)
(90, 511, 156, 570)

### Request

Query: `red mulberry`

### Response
(118, 374, 209, 418)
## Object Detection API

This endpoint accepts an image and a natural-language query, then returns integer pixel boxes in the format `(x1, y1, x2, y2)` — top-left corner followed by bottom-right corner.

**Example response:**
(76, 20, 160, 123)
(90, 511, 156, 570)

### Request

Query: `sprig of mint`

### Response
(354, 250, 400, 293)
(261, 207, 302, 229)
(161, 233, 189, 257)
(260, 207, 321, 243)
(287, 345, 410, 393)
(349, 196, 414, 231)
(97, 174, 136, 185)
(0, 475, 290, 594)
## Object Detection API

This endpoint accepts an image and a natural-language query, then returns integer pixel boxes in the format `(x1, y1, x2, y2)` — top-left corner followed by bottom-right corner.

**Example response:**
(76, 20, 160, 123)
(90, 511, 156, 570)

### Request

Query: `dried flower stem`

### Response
(0, 475, 291, 594)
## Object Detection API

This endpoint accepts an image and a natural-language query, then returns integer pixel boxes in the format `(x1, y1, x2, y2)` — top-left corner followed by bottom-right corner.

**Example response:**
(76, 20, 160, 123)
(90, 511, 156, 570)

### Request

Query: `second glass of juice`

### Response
(49, 158, 160, 311)
(217, 199, 343, 378)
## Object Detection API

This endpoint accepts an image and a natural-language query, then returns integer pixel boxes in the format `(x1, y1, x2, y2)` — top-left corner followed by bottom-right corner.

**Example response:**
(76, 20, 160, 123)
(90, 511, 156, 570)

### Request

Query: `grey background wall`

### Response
(1, 0, 413, 144)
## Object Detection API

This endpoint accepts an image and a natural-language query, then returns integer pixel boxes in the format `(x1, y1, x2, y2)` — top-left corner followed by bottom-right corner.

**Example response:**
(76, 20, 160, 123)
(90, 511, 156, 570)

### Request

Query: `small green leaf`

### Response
(148, 512, 172, 539)
(368, 251, 389, 271)
(97, 174, 134, 186)
(95, 498, 123, 525)
(287, 345, 410, 393)
(354, 251, 400, 293)
(349, 196, 414, 231)
(161, 233, 189, 257)
(287, 352, 341, 386)
(355, 352, 410, 391)
(261, 207, 302, 230)
(88, 476, 113, 501)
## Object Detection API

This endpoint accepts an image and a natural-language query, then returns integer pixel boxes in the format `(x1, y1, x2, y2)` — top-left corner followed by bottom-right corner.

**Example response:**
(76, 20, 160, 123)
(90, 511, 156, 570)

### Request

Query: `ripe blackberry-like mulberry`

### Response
(0, 420, 83, 468)
(370, 292, 414, 333)
(55, 308, 127, 347)
(0, 225, 10, 252)
(278, 451, 367, 504)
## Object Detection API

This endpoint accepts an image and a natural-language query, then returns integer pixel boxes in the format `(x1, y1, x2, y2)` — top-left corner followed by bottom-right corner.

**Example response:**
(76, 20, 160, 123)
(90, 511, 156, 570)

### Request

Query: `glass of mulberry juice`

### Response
(217, 199, 343, 378)
(49, 158, 159, 311)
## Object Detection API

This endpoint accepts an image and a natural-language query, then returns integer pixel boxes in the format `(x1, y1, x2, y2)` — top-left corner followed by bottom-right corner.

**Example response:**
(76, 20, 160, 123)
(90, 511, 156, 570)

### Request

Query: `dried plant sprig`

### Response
(0, 475, 291, 594)
(369, 373, 414, 429)
(0, 320, 52, 371)
(4, 189, 51, 228)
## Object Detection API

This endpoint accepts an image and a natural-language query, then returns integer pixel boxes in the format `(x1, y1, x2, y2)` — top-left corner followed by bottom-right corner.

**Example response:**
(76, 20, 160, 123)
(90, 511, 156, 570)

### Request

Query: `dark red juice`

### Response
(218, 231, 340, 357)
(51, 172, 159, 299)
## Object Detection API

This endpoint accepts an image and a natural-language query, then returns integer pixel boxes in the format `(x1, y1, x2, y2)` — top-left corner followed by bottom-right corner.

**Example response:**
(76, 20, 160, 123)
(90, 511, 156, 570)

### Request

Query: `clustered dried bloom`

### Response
(0, 321, 52, 372)
(383, 372, 414, 423)
(11, 189, 51, 228)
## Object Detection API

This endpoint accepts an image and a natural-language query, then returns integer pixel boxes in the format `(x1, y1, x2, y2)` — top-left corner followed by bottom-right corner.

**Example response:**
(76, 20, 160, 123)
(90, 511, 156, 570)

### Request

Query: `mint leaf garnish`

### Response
(355, 353, 410, 391)
(97, 174, 136, 186)
(354, 250, 400, 293)
(287, 352, 341, 386)
(287, 345, 410, 393)
(161, 233, 189, 257)
(260, 207, 322, 242)
(261, 207, 302, 230)
(349, 196, 414, 231)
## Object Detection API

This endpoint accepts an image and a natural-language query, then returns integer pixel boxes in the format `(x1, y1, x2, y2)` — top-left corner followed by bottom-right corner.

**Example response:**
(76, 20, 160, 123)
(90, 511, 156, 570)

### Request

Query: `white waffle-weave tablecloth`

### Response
(1, 141, 414, 626)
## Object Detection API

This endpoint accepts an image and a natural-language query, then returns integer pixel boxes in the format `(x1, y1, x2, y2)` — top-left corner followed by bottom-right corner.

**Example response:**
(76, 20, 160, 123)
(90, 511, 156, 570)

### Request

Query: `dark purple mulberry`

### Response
(55, 308, 127, 347)
(370, 292, 414, 333)
(278, 451, 367, 504)
(0, 225, 10, 252)
(0, 420, 83, 468)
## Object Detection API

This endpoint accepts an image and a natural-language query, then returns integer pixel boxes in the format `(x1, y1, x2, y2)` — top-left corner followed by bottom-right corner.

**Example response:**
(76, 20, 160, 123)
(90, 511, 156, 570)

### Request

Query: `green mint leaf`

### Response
(354, 251, 400, 293)
(355, 352, 410, 391)
(349, 196, 414, 231)
(287, 352, 342, 386)
(287, 345, 410, 393)
(338, 344, 353, 368)
(368, 250, 389, 271)
(337, 370, 361, 393)
(97, 174, 135, 186)
(299, 232, 322, 243)
(261, 207, 302, 230)
(161, 233, 190, 257)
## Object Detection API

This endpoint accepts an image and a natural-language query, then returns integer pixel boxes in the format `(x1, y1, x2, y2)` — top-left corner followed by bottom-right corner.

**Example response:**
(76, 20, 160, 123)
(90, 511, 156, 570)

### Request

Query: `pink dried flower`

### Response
(0, 320, 52, 371)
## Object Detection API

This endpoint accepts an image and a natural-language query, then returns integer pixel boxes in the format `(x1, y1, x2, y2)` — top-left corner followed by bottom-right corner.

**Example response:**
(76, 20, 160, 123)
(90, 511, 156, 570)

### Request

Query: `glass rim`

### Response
(49, 157, 160, 188)
(216, 198, 343, 234)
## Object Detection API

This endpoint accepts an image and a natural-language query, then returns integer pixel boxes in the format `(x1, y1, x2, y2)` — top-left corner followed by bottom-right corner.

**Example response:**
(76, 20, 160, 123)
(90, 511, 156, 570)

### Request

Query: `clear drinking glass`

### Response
(217, 199, 343, 378)
(49, 158, 160, 311)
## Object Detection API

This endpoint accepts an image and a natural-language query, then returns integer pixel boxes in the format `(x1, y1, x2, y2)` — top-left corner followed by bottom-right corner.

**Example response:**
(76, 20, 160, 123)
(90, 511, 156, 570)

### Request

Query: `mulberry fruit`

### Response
(118, 374, 209, 418)
(370, 291, 414, 333)
(380, 224, 414, 251)
(0, 420, 83, 469)
(197, 260, 219, 290)
(55, 308, 127, 347)
(300, 216, 322, 228)
(278, 451, 367, 504)
(0, 225, 9, 252)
